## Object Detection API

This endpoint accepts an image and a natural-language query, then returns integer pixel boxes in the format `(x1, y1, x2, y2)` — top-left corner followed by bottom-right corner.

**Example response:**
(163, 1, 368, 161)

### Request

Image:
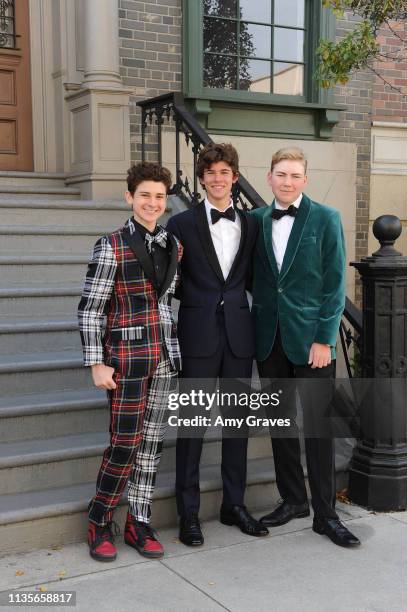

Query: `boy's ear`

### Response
(124, 190, 134, 205)
(232, 172, 239, 184)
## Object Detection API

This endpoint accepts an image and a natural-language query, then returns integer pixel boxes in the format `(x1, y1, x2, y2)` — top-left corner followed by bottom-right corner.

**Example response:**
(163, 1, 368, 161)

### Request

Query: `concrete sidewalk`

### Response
(0, 502, 406, 612)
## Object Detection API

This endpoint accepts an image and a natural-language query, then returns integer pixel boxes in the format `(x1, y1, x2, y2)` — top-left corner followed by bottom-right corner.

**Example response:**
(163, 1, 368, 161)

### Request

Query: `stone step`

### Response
(0, 201, 175, 230)
(0, 199, 145, 226)
(0, 316, 81, 354)
(0, 185, 81, 199)
(0, 429, 271, 495)
(0, 253, 89, 283)
(0, 213, 172, 251)
(0, 389, 108, 443)
(0, 226, 120, 253)
(0, 432, 108, 495)
(0, 171, 67, 187)
(0, 283, 82, 316)
(0, 453, 350, 555)
(0, 454, 273, 555)
(0, 350, 91, 395)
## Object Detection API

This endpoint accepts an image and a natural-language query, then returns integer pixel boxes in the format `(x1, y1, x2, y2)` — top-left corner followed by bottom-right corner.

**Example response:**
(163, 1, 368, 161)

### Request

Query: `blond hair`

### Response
(270, 147, 307, 174)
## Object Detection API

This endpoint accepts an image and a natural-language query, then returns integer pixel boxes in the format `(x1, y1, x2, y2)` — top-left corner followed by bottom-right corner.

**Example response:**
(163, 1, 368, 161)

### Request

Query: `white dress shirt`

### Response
(272, 194, 303, 272)
(205, 198, 241, 280)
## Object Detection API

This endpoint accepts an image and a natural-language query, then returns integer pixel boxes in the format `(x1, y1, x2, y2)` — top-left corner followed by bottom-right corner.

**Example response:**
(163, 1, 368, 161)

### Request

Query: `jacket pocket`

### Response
(301, 306, 320, 319)
(110, 326, 146, 342)
(301, 235, 317, 245)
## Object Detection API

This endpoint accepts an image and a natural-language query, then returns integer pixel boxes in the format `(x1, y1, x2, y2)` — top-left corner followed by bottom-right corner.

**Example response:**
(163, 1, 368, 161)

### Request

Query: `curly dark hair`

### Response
(196, 143, 239, 179)
(127, 162, 172, 195)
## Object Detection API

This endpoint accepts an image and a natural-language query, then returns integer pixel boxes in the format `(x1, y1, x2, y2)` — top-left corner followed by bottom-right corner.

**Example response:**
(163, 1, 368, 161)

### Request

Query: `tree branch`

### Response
(383, 18, 407, 43)
(367, 62, 407, 98)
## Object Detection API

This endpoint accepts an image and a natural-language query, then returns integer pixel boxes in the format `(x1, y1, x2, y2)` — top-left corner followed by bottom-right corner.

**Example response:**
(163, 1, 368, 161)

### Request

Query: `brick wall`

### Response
(372, 20, 407, 123)
(333, 12, 375, 304)
(333, 14, 407, 303)
(118, 0, 182, 163)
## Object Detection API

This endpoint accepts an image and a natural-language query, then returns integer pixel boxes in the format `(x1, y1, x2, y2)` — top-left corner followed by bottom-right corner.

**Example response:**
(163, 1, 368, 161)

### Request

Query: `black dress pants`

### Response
(176, 310, 253, 518)
(257, 328, 338, 519)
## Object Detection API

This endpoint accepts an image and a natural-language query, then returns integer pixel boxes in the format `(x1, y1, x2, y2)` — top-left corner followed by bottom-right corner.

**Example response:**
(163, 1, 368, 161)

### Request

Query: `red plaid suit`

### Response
(78, 218, 182, 526)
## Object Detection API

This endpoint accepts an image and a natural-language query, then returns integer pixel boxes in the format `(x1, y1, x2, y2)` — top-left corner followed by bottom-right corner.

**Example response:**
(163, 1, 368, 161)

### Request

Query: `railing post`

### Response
(348, 215, 407, 511)
(156, 107, 164, 167)
(141, 108, 146, 163)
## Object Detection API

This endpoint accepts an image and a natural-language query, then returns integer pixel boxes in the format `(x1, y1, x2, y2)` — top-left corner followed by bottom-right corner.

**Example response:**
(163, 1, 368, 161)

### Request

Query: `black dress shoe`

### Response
(179, 514, 204, 546)
(220, 505, 269, 537)
(260, 501, 310, 527)
(313, 518, 361, 548)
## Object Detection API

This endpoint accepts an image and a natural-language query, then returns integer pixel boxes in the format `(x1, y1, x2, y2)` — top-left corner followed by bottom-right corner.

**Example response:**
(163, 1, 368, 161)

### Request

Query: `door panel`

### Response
(0, 0, 33, 171)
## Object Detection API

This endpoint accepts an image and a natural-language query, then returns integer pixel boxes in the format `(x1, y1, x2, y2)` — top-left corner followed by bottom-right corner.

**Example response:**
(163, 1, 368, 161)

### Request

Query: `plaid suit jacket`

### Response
(78, 217, 183, 377)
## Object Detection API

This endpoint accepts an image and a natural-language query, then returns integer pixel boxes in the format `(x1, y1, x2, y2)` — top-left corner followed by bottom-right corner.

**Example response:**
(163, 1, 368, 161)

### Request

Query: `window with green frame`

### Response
(183, 0, 327, 104)
(204, 0, 305, 95)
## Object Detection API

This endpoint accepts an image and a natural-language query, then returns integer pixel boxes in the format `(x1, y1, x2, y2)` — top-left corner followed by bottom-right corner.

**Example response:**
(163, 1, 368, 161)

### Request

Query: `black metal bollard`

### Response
(348, 215, 407, 511)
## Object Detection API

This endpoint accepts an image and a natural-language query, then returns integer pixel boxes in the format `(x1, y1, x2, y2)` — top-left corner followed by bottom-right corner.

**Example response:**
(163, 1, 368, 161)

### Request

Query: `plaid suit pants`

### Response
(88, 349, 176, 526)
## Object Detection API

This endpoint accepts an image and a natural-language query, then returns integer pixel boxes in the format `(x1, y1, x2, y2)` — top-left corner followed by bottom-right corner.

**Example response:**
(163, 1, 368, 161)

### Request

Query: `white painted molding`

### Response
(371, 123, 407, 175)
(372, 121, 407, 129)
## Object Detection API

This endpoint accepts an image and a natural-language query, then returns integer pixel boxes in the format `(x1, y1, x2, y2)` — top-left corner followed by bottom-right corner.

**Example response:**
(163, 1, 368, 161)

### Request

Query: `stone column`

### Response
(82, 0, 122, 89)
(65, 0, 130, 199)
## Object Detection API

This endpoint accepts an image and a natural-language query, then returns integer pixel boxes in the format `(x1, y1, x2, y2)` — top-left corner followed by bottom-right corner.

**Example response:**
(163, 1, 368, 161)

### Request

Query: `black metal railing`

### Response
(340, 297, 363, 378)
(138, 92, 363, 377)
(137, 93, 267, 211)
(0, 0, 16, 49)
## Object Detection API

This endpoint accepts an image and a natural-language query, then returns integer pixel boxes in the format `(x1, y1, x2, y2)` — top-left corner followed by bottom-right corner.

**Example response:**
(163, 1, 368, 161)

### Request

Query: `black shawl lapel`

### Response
(225, 207, 247, 284)
(194, 201, 224, 284)
(122, 222, 157, 289)
(158, 233, 178, 299)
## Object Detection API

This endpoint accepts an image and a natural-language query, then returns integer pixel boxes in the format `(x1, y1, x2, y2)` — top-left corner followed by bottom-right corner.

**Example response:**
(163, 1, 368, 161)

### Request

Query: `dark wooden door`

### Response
(0, 0, 33, 170)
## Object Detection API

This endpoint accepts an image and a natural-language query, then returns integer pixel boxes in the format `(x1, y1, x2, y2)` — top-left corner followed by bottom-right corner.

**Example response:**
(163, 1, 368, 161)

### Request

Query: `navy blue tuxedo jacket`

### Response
(166, 201, 258, 359)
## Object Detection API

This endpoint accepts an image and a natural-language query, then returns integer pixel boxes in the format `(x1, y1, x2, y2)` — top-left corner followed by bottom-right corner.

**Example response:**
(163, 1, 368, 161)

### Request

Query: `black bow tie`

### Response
(210, 207, 236, 225)
(272, 205, 298, 220)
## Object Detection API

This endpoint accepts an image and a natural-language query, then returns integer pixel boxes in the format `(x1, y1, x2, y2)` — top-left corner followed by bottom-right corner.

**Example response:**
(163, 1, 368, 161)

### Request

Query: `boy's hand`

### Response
(308, 343, 332, 369)
(91, 364, 117, 390)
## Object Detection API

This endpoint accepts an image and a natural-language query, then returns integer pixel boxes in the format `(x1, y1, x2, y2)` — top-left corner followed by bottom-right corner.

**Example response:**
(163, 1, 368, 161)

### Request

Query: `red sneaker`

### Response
(88, 521, 118, 562)
(124, 512, 164, 559)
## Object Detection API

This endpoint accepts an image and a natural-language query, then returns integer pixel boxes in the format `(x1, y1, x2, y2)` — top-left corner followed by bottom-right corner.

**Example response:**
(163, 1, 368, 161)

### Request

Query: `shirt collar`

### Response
(131, 217, 159, 237)
(205, 198, 235, 225)
(274, 193, 303, 210)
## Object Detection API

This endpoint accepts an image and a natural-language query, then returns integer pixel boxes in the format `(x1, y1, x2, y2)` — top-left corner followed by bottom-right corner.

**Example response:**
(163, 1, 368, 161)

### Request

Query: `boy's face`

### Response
(200, 160, 238, 209)
(267, 159, 307, 207)
(125, 180, 167, 230)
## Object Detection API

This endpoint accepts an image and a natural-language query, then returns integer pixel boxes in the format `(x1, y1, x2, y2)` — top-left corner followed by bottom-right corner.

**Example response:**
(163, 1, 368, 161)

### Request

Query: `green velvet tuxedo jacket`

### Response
(250, 194, 346, 365)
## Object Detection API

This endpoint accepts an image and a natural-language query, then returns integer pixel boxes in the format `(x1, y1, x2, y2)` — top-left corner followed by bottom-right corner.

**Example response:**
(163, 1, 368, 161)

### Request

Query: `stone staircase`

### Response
(0, 172, 349, 555)
(0, 172, 128, 554)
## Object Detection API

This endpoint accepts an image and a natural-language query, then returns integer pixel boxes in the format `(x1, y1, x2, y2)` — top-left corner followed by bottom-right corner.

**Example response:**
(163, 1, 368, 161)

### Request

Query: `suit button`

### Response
(278, 288, 283, 293)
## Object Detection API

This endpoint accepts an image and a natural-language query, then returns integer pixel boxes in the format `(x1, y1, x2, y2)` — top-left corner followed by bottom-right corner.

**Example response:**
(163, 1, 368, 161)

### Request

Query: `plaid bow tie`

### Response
(272, 204, 298, 220)
(145, 228, 168, 253)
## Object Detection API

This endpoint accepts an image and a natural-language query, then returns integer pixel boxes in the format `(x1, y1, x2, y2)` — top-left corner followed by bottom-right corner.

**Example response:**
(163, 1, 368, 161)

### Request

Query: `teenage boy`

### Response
(251, 147, 360, 547)
(166, 143, 268, 546)
(78, 162, 182, 562)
